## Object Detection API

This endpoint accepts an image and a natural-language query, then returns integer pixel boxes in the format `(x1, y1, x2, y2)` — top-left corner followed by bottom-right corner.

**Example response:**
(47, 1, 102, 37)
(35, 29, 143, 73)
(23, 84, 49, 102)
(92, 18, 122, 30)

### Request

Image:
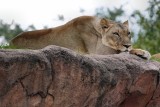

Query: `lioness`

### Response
(10, 16, 151, 59)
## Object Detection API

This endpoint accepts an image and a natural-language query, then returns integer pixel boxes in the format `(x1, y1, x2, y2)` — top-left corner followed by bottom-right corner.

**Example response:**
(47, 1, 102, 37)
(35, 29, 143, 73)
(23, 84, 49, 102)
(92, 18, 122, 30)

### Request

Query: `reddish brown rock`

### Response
(0, 45, 160, 107)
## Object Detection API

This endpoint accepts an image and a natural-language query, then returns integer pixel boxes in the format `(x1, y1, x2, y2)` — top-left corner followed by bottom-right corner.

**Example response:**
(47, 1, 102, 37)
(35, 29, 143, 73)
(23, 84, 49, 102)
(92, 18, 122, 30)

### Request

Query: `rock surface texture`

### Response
(0, 45, 160, 107)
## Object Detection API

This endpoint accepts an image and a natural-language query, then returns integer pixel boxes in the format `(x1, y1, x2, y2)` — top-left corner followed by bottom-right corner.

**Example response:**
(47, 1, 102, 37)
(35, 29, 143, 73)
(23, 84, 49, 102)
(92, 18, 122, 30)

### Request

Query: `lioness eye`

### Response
(128, 32, 130, 35)
(113, 32, 119, 36)
(102, 26, 108, 29)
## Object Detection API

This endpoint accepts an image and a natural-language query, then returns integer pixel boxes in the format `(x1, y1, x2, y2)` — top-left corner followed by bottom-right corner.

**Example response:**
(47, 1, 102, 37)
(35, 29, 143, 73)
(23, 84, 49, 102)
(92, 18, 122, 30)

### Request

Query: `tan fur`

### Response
(10, 16, 133, 55)
(130, 49, 151, 59)
(152, 53, 160, 59)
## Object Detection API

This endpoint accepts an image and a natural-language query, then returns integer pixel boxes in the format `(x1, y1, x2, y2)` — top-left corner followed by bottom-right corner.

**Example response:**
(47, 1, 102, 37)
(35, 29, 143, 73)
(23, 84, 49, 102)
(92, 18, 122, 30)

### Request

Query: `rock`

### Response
(0, 45, 160, 107)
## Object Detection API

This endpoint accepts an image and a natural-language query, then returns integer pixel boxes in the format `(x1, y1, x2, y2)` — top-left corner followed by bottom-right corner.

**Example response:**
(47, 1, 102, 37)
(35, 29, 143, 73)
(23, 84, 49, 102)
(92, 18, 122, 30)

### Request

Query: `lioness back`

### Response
(11, 16, 98, 53)
(10, 16, 131, 55)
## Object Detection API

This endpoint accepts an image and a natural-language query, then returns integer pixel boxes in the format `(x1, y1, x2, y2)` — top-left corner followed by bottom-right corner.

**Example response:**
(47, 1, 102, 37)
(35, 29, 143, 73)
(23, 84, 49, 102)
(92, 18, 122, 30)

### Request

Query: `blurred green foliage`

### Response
(0, 21, 23, 42)
(133, 0, 160, 54)
(95, 6, 124, 21)
(0, 45, 17, 49)
(0, 21, 36, 42)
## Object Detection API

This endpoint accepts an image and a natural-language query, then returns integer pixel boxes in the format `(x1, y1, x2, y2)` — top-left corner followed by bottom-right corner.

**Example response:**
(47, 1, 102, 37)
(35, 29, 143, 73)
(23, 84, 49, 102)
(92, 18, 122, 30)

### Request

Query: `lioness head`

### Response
(99, 18, 132, 52)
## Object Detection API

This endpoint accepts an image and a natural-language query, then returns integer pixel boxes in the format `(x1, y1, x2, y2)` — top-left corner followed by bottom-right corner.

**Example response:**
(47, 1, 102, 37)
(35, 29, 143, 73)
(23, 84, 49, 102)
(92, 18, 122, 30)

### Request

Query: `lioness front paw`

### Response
(129, 49, 151, 60)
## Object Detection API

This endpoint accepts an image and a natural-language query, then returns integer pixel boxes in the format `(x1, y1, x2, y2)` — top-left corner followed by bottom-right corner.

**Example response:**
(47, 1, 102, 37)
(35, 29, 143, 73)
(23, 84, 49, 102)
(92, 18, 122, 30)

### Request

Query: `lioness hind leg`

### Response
(129, 49, 151, 60)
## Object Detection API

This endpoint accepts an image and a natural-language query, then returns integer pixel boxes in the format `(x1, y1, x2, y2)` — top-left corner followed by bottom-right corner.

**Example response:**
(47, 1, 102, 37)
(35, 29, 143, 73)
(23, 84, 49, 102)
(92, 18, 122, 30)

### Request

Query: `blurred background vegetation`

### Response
(0, 0, 159, 55)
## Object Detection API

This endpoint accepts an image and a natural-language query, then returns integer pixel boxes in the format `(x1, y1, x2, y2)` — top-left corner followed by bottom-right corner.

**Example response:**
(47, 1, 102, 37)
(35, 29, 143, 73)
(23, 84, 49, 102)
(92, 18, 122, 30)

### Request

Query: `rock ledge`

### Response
(0, 45, 160, 107)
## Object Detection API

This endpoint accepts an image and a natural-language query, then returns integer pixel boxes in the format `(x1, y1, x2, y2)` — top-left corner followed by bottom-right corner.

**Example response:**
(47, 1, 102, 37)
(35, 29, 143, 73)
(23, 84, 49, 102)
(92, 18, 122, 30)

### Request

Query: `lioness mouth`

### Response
(124, 50, 129, 52)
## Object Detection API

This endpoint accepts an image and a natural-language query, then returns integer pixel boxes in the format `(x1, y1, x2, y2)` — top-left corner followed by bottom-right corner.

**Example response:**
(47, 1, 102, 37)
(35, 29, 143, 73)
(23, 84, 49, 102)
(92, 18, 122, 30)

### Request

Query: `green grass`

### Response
(150, 57, 160, 62)
(0, 45, 17, 49)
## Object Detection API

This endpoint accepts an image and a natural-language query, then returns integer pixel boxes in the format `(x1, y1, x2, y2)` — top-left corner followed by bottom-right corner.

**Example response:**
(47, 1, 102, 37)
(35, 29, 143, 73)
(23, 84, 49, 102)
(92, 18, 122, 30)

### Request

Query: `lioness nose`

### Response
(123, 44, 131, 48)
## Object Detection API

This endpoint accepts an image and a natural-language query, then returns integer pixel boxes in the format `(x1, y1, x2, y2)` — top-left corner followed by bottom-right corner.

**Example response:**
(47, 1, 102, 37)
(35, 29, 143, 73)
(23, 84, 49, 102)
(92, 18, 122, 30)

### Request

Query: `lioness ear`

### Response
(100, 18, 110, 29)
(123, 20, 129, 27)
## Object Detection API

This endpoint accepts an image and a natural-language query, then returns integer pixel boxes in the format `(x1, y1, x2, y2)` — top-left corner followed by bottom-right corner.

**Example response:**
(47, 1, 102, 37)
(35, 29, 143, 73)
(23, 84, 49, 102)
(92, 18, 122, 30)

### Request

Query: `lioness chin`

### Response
(10, 16, 151, 59)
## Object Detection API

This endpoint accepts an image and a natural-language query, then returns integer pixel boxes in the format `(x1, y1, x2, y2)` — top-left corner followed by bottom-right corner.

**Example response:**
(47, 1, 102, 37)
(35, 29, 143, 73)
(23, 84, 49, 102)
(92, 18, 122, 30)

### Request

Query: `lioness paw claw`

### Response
(130, 49, 151, 60)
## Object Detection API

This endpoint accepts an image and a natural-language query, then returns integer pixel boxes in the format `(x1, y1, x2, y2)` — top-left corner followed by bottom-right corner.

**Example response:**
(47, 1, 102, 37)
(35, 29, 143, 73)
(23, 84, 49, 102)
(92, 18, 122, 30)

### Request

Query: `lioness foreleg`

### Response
(129, 49, 151, 60)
